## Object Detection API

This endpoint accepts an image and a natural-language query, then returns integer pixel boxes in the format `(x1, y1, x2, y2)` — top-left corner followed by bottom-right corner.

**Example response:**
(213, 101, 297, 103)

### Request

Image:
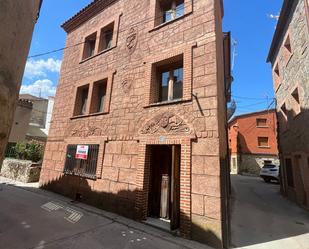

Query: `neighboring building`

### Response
(267, 0, 309, 209)
(19, 94, 54, 142)
(7, 94, 55, 145)
(228, 110, 279, 175)
(8, 99, 33, 143)
(40, 0, 232, 247)
(0, 0, 43, 166)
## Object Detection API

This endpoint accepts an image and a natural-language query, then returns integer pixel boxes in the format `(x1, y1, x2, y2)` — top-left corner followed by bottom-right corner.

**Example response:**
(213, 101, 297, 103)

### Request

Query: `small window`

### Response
(83, 32, 97, 59)
(258, 137, 269, 148)
(151, 54, 183, 103)
(64, 144, 99, 179)
(159, 0, 185, 24)
(281, 103, 288, 118)
(90, 80, 107, 114)
(285, 158, 294, 188)
(283, 34, 292, 64)
(291, 87, 301, 116)
(256, 118, 267, 127)
(98, 23, 114, 52)
(273, 63, 281, 89)
(74, 85, 89, 116)
(284, 35, 292, 53)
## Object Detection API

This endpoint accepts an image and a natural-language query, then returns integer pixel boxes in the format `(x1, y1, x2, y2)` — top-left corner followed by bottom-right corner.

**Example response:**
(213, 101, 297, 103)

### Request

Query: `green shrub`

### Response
(14, 141, 44, 162)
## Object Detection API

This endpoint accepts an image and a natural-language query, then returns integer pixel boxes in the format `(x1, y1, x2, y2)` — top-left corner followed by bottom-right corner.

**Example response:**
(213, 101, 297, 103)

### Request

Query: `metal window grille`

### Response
(64, 144, 99, 180)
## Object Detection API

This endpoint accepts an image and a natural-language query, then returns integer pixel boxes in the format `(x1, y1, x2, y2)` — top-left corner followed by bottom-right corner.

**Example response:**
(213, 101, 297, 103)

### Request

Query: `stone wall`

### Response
(0, 0, 41, 166)
(40, 0, 230, 247)
(1, 158, 41, 183)
(270, 0, 309, 208)
(239, 154, 279, 176)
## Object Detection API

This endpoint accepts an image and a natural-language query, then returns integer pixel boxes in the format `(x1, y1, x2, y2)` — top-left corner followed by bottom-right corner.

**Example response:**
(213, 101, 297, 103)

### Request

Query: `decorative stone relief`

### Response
(140, 112, 191, 135)
(69, 124, 102, 138)
(121, 79, 132, 93)
(126, 27, 138, 54)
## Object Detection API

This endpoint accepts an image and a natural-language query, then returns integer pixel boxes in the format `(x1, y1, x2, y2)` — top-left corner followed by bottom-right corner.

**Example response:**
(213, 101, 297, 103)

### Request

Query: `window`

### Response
(160, 67, 183, 102)
(64, 144, 99, 179)
(90, 80, 107, 114)
(150, 54, 183, 104)
(98, 22, 114, 52)
(273, 63, 281, 90)
(258, 137, 269, 148)
(283, 34, 292, 65)
(285, 158, 294, 188)
(256, 118, 267, 127)
(291, 87, 301, 116)
(161, 0, 184, 23)
(74, 85, 89, 116)
(153, 0, 186, 27)
(281, 103, 288, 118)
(82, 32, 97, 59)
(264, 160, 272, 165)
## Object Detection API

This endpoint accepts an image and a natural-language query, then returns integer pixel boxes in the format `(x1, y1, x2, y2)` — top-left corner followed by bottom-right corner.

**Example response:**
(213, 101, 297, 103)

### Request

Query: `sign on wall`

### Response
(75, 145, 89, 160)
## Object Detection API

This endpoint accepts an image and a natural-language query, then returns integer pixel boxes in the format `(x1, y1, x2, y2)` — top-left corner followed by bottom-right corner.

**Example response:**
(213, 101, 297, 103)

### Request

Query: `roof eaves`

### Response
(228, 109, 276, 125)
(267, 0, 294, 63)
(61, 0, 118, 33)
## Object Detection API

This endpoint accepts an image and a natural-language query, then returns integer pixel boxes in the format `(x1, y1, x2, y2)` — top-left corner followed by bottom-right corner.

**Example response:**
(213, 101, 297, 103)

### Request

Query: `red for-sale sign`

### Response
(75, 145, 89, 160)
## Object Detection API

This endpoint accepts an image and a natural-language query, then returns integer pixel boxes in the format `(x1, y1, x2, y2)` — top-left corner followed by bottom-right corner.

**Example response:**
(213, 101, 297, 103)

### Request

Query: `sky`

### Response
(21, 0, 283, 115)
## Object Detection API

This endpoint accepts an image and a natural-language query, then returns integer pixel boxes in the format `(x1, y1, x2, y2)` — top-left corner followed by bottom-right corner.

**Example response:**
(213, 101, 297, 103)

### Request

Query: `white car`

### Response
(260, 164, 280, 183)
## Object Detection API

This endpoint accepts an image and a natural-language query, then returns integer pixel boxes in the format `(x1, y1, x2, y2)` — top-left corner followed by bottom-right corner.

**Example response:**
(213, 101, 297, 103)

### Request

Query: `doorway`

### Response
(147, 145, 180, 231)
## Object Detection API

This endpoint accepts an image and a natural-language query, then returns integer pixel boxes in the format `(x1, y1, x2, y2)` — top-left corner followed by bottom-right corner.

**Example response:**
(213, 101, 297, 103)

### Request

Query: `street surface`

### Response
(0, 177, 210, 249)
(231, 175, 309, 249)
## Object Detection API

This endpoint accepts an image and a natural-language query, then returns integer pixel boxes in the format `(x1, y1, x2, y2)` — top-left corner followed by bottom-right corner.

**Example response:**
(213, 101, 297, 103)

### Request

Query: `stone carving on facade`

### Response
(69, 124, 102, 138)
(126, 27, 138, 54)
(121, 79, 132, 94)
(140, 112, 191, 135)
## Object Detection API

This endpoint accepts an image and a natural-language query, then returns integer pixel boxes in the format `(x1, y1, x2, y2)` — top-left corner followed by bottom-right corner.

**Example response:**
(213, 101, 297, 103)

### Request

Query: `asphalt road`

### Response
(231, 175, 309, 249)
(0, 180, 209, 249)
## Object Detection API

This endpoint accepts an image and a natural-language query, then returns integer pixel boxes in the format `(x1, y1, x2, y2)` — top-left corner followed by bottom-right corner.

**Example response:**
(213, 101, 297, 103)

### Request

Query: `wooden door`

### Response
(170, 145, 180, 230)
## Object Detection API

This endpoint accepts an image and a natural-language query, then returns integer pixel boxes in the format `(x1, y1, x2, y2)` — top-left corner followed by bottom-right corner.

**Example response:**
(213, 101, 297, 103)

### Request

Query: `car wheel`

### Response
(264, 177, 271, 183)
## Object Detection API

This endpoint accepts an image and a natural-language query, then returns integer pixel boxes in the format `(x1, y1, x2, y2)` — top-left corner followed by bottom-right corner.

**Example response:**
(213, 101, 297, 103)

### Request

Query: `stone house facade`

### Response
(228, 110, 279, 175)
(40, 0, 232, 247)
(267, 0, 309, 209)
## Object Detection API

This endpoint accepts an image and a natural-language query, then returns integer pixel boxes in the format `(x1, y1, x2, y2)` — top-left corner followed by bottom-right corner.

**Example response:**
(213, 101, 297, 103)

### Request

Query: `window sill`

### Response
(275, 82, 282, 93)
(64, 171, 96, 180)
(149, 12, 192, 32)
(71, 111, 109, 120)
(80, 46, 116, 64)
(258, 146, 271, 149)
(145, 98, 190, 108)
(285, 52, 293, 67)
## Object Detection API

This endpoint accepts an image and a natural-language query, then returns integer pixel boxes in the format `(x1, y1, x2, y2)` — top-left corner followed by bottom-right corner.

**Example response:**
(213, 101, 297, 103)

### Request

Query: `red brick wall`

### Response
(40, 0, 229, 247)
(228, 110, 278, 156)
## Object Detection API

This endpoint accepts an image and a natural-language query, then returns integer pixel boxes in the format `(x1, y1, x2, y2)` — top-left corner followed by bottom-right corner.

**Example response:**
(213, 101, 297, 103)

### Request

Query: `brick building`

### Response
(228, 110, 279, 175)
(267, 0, 309, 209)
(40, 0, 232, 247)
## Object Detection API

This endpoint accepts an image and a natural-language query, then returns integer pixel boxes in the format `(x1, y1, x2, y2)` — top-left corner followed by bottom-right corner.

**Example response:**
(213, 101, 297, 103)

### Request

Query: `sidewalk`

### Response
(0, 176, 212, 249)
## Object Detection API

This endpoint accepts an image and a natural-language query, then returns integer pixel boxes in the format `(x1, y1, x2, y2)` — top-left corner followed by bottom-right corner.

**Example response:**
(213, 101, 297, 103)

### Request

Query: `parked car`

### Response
(260, 164, 280, 183)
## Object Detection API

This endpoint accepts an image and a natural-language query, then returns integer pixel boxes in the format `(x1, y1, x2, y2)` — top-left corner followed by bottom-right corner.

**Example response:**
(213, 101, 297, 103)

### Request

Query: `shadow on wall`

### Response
(40, 174, 224, 248)
(41, 174, 138, 220)
(277, 107, 309, 208)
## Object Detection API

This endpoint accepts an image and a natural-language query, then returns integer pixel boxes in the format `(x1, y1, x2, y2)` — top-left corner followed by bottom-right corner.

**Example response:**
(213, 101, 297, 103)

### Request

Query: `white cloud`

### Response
(20, 79, 56, 98)
(24, 58, 62, 79)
